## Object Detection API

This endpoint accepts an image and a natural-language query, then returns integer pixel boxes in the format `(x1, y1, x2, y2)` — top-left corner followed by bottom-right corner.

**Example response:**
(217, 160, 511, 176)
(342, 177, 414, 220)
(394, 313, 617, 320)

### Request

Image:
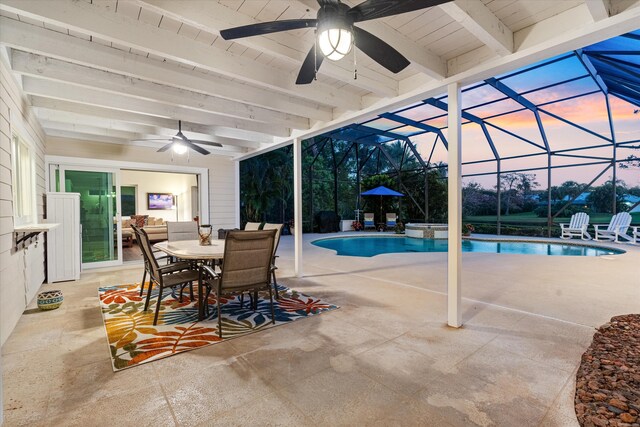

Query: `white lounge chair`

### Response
(593, 212, 633, 242)
(632, 226, 639, 244)
(559, 212, 591, 240)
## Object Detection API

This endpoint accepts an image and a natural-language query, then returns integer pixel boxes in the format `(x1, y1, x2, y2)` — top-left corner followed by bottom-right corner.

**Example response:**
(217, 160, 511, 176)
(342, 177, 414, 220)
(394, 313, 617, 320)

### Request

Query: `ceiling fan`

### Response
(220, 0, 451, 84)
(131, 121, 221, 155)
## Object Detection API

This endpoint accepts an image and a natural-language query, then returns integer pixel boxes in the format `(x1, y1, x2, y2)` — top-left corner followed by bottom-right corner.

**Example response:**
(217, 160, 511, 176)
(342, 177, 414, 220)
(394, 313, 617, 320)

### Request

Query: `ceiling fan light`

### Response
(172, 142, 188, 155)
(318, 27, 352, 61)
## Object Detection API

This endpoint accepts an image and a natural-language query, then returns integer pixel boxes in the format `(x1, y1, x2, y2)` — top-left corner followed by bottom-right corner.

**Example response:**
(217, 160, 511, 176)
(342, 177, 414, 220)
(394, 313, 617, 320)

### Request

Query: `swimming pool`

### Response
(312, 236, 624, 257)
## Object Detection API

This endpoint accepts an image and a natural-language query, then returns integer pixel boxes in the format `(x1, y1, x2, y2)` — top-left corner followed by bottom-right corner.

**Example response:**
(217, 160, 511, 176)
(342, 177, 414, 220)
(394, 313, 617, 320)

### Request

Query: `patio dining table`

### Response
(153, 239, 225, 261)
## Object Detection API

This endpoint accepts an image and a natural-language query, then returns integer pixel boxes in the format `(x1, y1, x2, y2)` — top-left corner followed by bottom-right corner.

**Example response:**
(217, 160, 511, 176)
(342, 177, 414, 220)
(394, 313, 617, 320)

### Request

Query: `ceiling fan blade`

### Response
(172, 136, 222, 148)
(131, 138, 172, 142)
(157, 142, 173, 152)
(296, 45, 324, 85)
(187, 139, 223, 148)
(220, 19, 317, 40)
(353, 27, 410, 73)
(349, 0, 451, 22)
(317, 0, 340, 5)
(183, 139, 211, 155)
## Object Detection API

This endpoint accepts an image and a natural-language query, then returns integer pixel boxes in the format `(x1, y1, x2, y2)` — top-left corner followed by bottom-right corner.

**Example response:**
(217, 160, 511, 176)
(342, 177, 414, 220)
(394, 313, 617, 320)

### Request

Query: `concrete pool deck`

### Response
(2, 233, 638, 425)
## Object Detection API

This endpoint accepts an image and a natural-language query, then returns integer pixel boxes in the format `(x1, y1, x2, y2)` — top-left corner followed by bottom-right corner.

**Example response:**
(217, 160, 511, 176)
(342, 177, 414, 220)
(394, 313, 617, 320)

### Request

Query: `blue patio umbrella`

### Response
(360, 186, 404, 225)
(360, 186, 404, 197)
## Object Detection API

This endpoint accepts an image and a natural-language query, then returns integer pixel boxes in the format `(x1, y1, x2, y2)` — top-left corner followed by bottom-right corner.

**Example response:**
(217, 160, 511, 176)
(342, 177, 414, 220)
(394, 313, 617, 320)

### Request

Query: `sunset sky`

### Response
(360, 36, 640, 191)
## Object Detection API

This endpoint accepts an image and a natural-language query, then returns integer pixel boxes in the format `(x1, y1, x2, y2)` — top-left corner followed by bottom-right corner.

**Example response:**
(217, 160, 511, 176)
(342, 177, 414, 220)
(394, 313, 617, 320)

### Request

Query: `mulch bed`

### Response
(575, 314, 640, 427)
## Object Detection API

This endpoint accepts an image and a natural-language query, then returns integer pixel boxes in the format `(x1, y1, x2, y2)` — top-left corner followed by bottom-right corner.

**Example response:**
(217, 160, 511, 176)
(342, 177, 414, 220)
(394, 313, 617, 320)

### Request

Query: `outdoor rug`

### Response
(98, 283, 338, 371)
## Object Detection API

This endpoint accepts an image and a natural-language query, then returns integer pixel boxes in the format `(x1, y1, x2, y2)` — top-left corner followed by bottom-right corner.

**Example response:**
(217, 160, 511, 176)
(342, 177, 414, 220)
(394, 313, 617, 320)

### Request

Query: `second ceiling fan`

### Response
(220, 0, 451, 84)
(131, 121, 222, 155)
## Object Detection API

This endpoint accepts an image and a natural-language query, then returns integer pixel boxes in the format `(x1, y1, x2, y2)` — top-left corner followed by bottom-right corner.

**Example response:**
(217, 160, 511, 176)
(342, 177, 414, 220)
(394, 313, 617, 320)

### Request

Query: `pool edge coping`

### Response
(309, 233, 627, 255)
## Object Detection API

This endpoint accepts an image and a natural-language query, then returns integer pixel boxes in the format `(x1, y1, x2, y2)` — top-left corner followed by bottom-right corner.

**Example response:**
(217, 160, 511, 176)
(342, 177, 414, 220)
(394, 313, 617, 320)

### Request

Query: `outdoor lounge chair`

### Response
(386, 213, 397, 228)
(594, 212, 633, 242)
(363, 213, 375, 230)
(198, 229, 277, 336)
(632, 226, 639, 244)
(559, 212, 591, 240)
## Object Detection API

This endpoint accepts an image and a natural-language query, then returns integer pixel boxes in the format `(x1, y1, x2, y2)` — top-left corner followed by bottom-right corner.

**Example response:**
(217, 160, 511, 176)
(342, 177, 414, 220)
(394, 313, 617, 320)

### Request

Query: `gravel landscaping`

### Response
(575, 314, 640, 427)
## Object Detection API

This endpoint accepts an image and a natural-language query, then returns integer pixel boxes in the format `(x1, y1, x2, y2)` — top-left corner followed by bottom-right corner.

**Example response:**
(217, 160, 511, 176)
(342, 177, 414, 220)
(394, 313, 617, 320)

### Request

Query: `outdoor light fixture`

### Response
(172, 141, 188, 155)
(317, 17, 353, 61)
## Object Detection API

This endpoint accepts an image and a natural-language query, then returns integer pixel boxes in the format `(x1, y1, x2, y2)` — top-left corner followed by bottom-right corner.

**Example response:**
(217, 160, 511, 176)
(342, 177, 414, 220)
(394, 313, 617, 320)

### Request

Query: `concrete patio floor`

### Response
(2, 234, 639, 426)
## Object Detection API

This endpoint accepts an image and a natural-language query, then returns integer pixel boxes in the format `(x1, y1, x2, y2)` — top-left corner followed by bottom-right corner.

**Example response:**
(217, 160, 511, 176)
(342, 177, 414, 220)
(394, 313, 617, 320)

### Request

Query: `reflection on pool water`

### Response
(312, 236, 624, 258)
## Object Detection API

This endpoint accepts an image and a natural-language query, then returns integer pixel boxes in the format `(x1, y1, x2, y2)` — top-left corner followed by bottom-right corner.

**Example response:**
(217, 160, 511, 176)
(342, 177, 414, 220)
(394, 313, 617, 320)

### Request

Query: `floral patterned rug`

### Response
(99, 283, 338, 371)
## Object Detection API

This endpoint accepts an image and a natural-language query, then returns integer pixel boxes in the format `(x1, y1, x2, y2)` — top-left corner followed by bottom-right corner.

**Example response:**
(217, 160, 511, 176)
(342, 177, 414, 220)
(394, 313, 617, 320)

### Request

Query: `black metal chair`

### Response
(198, 229, 277, 337)
(136, 226, 199, 325)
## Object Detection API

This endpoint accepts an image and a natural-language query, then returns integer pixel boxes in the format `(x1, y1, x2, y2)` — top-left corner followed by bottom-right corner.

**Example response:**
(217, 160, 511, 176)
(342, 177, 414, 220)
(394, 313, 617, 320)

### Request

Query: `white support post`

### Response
(447, 82, 463, 328)
(293, 137, 304, 278)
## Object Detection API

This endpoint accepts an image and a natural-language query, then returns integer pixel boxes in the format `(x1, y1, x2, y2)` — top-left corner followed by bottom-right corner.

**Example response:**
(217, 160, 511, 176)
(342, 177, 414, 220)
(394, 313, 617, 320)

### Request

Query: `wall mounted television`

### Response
(147, 193, 174, 210)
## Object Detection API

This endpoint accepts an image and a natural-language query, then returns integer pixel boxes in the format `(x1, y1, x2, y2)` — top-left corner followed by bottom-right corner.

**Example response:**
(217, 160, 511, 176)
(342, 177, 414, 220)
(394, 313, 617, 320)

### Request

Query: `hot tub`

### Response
(405, 223, 448, 239)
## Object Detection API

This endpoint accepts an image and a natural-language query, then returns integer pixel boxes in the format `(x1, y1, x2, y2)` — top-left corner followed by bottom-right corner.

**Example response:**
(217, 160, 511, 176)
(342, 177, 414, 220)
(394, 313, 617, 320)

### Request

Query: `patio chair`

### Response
(559, 212, 591, 240)
(632, 226, 639, 244)
(198, 229, 277, 336)
(386, 213, 397, 228)
(262, 223, 284, 299)
(167, 221, 199, 242)
(244, 222, 261, 230)
(137, 226, 199, 325)
(363, 213, 375, 230)
(594, 212, 633, 242)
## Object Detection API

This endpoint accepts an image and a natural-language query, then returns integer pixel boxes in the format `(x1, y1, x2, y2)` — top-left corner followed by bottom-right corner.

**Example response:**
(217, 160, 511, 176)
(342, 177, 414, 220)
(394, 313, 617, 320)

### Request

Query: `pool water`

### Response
(312, 236, 623, 257)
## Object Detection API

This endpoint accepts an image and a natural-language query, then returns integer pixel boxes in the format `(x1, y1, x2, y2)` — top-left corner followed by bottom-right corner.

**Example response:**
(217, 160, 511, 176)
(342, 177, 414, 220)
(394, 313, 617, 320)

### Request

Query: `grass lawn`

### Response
(465, 211, 640, 225)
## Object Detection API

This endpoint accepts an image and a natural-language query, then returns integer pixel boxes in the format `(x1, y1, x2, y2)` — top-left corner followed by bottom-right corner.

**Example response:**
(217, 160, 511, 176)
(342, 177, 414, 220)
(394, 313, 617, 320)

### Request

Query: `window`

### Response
(120, 185, 137, 216)
(11, 132, 36, 226)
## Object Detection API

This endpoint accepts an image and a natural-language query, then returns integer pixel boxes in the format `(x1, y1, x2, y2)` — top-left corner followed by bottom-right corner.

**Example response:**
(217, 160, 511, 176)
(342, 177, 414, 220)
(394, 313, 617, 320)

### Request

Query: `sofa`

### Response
(122, 216, 168, 242)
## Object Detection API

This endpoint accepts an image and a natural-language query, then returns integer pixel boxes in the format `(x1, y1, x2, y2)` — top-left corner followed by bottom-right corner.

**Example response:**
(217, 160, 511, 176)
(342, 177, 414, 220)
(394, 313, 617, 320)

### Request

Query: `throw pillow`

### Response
(131, 215, 148, 227)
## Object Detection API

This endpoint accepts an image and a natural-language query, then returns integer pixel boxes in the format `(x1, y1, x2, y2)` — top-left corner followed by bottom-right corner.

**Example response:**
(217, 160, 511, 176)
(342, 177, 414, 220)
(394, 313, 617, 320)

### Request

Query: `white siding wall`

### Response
(45, 138, 238, 230)
(0, 53, 47, 425)
(0, 57, 47, 346)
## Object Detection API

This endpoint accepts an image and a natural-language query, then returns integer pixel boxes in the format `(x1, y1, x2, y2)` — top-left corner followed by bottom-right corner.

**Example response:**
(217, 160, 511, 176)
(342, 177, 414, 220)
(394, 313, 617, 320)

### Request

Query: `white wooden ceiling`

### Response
(0, 0, 638, 157)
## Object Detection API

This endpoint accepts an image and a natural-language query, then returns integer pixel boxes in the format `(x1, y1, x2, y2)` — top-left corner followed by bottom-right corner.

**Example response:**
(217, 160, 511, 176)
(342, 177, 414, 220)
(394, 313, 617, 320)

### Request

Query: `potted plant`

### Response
(463, 223, 475, 236)
(288, 218, 295, 235)
(351, 220, 363, 231)
(394, 221, 405, 234)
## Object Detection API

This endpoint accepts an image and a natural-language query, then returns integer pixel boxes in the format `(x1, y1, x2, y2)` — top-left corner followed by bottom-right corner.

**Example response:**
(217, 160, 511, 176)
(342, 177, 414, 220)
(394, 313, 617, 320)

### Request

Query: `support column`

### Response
(293, 137, 304, 278)
(447, 82, 462, 328)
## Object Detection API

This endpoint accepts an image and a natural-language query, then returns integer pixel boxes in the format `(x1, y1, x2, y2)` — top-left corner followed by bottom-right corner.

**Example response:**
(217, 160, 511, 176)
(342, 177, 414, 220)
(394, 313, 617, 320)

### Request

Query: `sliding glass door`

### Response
(59, 167, 122, 268)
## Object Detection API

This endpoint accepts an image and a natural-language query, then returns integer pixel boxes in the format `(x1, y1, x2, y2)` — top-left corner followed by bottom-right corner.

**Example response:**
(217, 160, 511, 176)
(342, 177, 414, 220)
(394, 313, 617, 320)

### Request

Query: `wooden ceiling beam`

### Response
(22, 77, 291, 137)
(11, 51, 310, 130)
(0, 17, 333, 122)
(439, 0, 513, 56)
(585, 0, 611, 21)
(29, 96, 273, 144)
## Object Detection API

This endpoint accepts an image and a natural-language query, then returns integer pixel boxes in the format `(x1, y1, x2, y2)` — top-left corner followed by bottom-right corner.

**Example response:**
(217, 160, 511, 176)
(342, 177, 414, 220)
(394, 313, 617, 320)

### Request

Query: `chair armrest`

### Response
(592, 224, 608, 231)
(559, 223, 568, 229)
(157, 261, 192, 273)
(199, 265, 220, 282)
